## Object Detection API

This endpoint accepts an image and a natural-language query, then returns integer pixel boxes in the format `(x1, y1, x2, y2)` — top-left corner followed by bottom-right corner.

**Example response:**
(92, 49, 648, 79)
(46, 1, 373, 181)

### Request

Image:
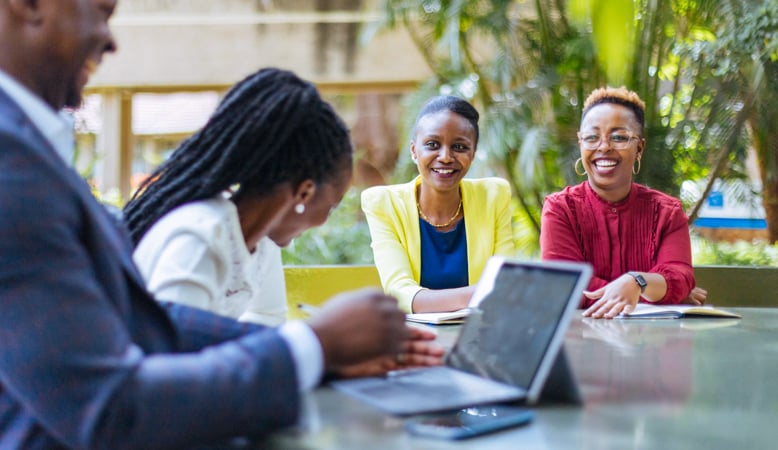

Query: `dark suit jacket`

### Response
(0, 88, 300, 449)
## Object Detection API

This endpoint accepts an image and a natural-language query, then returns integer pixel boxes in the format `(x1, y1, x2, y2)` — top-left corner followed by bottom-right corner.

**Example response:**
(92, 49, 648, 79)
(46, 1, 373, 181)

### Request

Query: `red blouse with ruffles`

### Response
(540, 181, 695, 308)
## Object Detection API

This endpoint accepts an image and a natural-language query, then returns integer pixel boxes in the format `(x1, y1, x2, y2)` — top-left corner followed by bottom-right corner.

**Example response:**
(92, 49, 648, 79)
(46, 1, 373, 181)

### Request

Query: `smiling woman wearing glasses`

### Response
(540, 86, 707, 319)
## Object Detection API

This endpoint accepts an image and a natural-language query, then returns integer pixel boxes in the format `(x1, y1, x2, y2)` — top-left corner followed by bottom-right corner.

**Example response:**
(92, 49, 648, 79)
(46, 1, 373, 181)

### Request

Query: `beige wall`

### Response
(91, 0, 430, 89)
(84, 0, 430, 199)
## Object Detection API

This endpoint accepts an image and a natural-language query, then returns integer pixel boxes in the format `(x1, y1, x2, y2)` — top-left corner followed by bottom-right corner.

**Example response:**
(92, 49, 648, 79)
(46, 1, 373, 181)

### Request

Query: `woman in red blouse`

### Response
(540, 87, 707, 319)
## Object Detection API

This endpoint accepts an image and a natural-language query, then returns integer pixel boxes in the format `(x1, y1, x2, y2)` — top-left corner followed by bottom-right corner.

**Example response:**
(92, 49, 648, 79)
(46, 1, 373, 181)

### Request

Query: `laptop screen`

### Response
(446, 261, 583, 390)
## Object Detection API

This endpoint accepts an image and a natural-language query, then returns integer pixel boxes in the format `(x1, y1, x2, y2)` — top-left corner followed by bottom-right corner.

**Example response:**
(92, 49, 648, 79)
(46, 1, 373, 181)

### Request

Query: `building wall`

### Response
(84, 0, 430, 198)
(91, 0, 430, 88)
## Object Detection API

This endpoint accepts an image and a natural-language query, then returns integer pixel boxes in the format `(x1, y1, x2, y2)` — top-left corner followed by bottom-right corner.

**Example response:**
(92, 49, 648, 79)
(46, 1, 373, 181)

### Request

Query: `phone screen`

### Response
(405, 405, 534, 439)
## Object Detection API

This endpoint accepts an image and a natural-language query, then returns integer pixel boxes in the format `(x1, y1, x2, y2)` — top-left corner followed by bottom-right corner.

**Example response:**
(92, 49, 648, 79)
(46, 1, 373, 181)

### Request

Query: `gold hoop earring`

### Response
(574, 158, 586, 176)
(633, 158, 641, 175)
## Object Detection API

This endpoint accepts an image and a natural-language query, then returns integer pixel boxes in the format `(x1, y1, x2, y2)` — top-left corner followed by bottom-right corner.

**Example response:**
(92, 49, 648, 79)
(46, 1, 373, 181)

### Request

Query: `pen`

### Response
(297, 303, 321, 316)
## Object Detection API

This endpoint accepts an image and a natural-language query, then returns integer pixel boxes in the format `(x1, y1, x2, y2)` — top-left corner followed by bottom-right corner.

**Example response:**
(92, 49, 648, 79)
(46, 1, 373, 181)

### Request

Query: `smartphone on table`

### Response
(404, 405, 535, 440)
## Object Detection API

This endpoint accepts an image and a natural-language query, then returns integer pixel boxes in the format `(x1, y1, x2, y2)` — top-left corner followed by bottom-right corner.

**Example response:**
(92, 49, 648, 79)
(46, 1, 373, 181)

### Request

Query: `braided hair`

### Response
(413, 95, 480, 145)
(123, 67, 353, 245)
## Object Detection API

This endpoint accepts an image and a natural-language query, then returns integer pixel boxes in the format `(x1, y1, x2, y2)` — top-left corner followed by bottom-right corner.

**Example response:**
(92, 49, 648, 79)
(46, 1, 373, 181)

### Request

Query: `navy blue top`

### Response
(419, 218, 468, 289)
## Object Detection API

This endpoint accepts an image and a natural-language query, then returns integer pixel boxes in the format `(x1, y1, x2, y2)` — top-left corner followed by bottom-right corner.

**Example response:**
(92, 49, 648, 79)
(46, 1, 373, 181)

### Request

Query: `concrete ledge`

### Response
(694, 265, 778, 307)
(283, 265, 778, 318)
(284, 265, 381, 320)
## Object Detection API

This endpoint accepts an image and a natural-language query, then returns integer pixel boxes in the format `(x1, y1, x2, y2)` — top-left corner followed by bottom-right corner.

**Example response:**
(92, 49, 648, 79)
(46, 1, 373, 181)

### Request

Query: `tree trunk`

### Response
(350, 93, 401, 187)
(751, 59, 778, 244)
(752, 124, 778, 243)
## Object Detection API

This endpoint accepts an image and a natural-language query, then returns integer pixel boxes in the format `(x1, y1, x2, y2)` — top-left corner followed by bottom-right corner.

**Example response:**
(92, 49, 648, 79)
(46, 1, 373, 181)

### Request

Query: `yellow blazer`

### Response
(361, 176, 515, 312)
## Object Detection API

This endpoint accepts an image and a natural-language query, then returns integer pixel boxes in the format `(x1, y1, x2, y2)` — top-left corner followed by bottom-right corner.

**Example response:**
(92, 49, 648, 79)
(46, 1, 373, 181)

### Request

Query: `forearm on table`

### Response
(628, 272, 668, 303)
(650, 263, 695, 304)
(410, 285, 475, 313)
(94, 331, 301, 448)
(162, 302, 263, 350)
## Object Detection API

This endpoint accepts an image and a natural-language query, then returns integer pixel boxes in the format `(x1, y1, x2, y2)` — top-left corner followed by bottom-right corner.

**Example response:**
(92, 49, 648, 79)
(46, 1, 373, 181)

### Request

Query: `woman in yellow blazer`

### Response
(362, 96, 515, 313)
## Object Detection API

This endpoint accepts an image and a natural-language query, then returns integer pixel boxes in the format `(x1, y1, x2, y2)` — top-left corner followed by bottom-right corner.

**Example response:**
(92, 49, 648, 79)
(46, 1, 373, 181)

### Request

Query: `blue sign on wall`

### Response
(707, 191, 724, 208)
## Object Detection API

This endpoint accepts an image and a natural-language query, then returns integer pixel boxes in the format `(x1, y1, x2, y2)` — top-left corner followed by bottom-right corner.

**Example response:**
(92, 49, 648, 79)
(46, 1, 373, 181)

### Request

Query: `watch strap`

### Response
(627, 271, 647, 293)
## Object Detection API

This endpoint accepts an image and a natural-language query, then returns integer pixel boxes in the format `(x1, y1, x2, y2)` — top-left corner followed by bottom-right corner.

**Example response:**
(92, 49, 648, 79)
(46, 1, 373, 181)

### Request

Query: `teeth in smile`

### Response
(433, 169, 454, 174)
(594, 160, 617, 168)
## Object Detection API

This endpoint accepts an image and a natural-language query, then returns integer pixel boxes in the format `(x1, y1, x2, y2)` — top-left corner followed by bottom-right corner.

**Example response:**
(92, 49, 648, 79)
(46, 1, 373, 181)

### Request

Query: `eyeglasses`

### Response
(577, 131, 640, 150)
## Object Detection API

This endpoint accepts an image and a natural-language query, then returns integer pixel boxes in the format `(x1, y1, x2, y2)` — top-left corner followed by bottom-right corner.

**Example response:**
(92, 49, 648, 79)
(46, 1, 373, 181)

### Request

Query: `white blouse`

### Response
(133, 197, 287, 326)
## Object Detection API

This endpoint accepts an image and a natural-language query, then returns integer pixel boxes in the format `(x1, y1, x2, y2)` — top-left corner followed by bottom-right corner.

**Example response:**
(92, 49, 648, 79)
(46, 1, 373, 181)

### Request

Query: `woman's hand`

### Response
(335, 326, 446, 378)
(681, 286, 707, 306)
(582, 274, 643, 319)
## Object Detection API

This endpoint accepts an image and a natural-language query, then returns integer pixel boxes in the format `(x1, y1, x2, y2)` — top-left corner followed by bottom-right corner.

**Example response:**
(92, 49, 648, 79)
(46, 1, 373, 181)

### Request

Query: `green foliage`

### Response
(281, 187, 374, 265)
(590, 0, 635, 84)
(280, 0, 778, 265)
(90, 185, 124, 209)
(692, 235, 778, 266)
(373, 0, 778, 234)
(279, 186, 778, 266)
(512, 200, 541, 258)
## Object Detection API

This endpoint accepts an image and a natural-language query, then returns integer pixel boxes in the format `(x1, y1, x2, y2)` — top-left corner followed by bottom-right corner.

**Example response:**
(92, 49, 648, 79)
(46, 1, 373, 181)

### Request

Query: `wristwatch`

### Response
(627, 271, 647, 293)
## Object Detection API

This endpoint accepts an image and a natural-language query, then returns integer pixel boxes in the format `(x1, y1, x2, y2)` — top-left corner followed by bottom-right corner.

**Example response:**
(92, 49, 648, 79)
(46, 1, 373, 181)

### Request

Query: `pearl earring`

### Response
(411, 156, 417, 163)
(295, 203, 305, 214)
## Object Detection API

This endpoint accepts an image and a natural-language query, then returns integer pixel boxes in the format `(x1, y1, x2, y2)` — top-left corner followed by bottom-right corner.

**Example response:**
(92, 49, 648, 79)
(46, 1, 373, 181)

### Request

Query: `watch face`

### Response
(628, 272, 647, 292)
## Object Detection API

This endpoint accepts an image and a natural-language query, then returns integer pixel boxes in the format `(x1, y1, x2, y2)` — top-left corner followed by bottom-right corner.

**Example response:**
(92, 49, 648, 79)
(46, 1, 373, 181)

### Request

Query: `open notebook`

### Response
(331, 257, 593, 415)
(616, 304, 741, 319)
(405, 309, 469, 325)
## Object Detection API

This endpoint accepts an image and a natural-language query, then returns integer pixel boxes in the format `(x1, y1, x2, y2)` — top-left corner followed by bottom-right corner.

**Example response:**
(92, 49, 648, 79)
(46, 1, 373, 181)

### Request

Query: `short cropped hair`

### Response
(581, 86, 645, 134)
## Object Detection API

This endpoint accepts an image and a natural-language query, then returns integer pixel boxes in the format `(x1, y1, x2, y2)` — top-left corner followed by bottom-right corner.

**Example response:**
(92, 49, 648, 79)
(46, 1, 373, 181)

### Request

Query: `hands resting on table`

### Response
(582, 273, 709, 320)
(302, 282, 705, 374)
(682, 287, 708, 306)
(305, 288, 446, 379)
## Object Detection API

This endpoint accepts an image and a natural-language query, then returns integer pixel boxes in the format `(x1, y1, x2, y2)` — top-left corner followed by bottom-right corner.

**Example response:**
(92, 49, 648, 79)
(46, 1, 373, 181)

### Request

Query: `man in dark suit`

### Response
(0, 1, 441, 448)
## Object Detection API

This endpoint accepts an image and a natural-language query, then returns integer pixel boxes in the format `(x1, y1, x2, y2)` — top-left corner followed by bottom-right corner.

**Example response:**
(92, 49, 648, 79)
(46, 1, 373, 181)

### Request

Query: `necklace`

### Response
(417, 199, 463, 228)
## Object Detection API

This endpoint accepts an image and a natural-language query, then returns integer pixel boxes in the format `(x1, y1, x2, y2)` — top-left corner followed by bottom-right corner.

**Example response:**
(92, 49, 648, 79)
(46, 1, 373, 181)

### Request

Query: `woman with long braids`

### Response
(124, 68, 352, 326)
(361, 95, 515, 314)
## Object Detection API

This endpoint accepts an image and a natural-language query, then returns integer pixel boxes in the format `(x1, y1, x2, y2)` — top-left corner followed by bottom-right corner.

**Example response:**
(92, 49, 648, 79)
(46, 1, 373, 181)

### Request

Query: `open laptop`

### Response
(330, 257, 592, 416)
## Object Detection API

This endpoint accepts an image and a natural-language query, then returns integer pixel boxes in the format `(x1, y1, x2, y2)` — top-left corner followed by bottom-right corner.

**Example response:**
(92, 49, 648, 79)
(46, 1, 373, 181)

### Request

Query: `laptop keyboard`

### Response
(355, 367, 521, 402)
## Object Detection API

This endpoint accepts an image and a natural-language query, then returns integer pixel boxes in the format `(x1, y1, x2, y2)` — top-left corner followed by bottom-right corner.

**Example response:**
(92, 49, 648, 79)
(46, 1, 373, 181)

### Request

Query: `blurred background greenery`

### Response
(281, 185, 778, 266)
(80, 1, 778, 267)
(283, 0, 778, 266)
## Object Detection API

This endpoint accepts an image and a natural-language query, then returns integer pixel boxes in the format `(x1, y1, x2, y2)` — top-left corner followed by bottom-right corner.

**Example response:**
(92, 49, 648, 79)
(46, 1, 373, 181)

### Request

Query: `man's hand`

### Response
(307, 288, 409, 370)
(336, 326, 445, 378)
